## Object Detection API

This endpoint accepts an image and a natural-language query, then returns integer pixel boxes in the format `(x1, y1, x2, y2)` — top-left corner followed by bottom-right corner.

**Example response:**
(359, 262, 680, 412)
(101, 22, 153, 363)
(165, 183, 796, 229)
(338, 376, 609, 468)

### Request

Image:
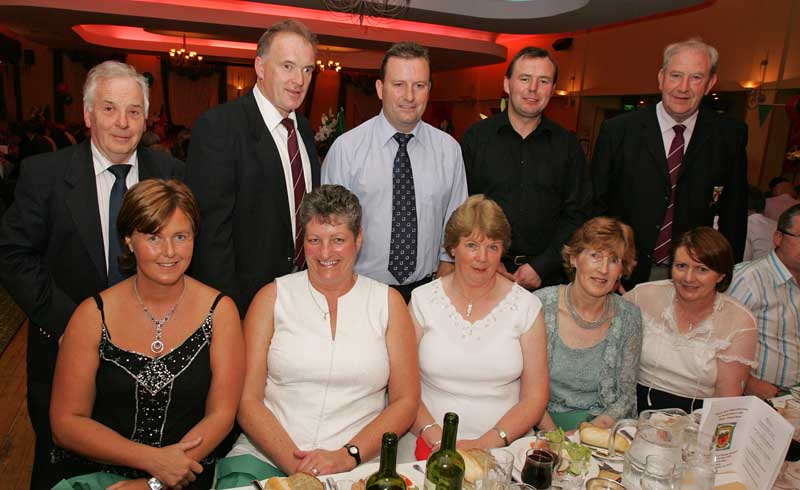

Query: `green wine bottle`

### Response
(366, 433, 407, 490)
(424, 412, 465, 490)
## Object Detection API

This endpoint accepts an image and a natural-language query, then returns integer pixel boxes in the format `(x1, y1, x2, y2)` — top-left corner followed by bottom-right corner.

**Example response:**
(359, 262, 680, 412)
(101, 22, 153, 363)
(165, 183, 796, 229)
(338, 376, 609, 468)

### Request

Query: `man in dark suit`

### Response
(593, 39, 748, 287)
(0, 61, 184, 489)
(186, 20, 320, 315)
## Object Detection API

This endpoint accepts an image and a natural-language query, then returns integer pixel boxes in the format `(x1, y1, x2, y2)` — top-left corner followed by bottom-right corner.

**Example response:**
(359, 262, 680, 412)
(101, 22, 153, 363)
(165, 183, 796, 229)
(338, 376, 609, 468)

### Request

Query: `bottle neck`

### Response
(379, 438, 398, 472)
(441, 417, 458, 451)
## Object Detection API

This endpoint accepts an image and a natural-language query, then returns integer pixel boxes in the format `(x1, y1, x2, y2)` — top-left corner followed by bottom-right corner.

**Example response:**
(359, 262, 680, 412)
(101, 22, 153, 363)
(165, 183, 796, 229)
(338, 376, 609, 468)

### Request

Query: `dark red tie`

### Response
(653, 124, 685, 264)
(281, 118, 306, 269)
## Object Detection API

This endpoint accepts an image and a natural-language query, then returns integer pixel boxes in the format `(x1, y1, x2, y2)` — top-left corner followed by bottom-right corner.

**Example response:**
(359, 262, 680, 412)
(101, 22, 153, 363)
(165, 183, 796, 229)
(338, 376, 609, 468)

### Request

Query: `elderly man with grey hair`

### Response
(593, 38, 748, 288)
(0, 60, 183, 489)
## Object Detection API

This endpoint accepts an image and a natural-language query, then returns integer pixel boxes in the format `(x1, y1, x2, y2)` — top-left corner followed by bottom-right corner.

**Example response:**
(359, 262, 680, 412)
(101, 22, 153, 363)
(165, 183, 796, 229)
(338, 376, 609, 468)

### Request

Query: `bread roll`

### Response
(265, 473, 324, 490)
(578, 423, 630, 453)
(457, 449, 495, 483)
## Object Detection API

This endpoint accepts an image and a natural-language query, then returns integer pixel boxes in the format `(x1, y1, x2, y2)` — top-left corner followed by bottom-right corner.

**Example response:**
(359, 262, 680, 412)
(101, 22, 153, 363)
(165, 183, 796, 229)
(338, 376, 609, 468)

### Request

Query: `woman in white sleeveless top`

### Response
(223, 185, 419, 483)
(399, 195, 548, 462)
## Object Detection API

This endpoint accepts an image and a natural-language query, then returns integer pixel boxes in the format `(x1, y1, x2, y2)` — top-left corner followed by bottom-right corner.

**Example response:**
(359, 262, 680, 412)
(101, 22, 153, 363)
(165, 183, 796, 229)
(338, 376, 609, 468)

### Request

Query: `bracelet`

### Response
(430, 440, 442, 449)
(419, 422, 438, 436)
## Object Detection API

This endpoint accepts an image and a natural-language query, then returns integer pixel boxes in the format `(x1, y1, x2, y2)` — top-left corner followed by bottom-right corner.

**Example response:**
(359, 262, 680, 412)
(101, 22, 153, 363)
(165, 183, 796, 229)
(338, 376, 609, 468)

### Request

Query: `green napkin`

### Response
(51, 472, 127, 490)
(215, 454, 286, 489)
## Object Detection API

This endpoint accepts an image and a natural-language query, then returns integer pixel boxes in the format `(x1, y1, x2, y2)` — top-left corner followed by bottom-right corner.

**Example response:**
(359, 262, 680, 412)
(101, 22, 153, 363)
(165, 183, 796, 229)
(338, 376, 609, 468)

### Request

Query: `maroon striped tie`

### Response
(281, 118, 306, 269)
(653, 124, 686, 264)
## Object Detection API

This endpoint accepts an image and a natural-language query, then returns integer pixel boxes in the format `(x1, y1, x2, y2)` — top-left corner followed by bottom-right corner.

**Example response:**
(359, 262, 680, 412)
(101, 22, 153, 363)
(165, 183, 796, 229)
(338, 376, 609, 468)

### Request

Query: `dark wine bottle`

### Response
(424, 412, 465, 490)
(366, 432, 407, 490)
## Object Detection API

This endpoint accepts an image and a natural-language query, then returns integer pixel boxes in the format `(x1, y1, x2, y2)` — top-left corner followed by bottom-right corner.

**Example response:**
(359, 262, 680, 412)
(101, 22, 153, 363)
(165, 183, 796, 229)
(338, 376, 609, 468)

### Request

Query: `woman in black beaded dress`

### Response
(50, 179, 244, 490)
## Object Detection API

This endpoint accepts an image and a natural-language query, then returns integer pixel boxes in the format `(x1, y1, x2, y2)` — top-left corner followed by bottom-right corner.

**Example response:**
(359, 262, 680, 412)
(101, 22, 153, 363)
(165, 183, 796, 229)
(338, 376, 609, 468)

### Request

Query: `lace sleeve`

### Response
(602, 300, 643, 420)
(715, 297, 758, 369)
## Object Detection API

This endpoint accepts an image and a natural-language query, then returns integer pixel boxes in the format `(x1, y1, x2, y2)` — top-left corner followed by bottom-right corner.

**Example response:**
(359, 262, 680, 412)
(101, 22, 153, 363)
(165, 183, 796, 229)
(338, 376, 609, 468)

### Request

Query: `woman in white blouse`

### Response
(625, 227, 757, 413)
(399, 195, 548, 462)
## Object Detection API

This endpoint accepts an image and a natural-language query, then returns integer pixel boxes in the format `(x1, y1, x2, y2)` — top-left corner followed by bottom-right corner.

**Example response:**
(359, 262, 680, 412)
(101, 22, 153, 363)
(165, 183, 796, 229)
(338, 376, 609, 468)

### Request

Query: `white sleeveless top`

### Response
(228, 271, 391, 465)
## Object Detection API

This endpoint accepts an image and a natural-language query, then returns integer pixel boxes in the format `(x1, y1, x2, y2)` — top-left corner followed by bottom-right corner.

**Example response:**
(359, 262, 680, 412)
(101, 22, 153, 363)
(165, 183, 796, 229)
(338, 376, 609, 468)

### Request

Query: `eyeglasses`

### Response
(780, 229, 800, 238)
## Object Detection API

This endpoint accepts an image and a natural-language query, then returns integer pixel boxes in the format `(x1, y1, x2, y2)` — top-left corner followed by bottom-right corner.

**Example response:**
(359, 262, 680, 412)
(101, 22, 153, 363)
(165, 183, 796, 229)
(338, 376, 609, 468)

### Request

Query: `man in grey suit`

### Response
(0, 61, 184, 489)
(186, 20, 320, 315)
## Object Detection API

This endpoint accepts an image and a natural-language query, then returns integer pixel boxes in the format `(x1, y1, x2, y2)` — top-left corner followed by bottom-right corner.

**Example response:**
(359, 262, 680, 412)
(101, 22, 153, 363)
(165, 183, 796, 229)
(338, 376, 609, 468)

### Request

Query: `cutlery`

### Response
(252, 479, 266, 490)
(326, 476, 338, 490)
(412, 463, 425, 475)
(592, 455, 621, 473)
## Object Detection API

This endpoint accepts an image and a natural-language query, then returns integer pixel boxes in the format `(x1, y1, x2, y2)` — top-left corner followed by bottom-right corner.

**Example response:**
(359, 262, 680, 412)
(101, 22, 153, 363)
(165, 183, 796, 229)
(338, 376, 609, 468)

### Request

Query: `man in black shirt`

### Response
(461, 47, 591, 289)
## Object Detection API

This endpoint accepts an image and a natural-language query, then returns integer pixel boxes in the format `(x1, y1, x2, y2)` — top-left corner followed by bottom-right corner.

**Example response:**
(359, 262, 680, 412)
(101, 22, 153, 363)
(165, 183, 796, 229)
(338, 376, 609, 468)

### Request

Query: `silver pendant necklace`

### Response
(134, 276, 187, 354)
(452, 277, 495, 318)
(307, 276, 330, 320)
(564, 282, 612, 330)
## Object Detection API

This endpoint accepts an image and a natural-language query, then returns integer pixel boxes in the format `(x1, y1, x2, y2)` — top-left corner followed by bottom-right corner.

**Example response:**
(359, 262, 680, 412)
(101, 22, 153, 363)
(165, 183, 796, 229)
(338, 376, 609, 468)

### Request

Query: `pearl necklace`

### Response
(564, 282, 612, 330)
(134, 276, 187, 354)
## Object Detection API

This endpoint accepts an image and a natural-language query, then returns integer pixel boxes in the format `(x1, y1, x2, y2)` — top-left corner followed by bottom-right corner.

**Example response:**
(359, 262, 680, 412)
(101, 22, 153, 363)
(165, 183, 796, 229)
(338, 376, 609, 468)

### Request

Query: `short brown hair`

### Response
(379, 41, 430, 81)
(298, 184, 362, 236)
(672, 227, 734, 292)
(256, 19, 317, 58)
(443, 195, 511, 257)
(505, 46, 558, 84)
(562, 217, 637, 281)
(117, 179, 200, 271)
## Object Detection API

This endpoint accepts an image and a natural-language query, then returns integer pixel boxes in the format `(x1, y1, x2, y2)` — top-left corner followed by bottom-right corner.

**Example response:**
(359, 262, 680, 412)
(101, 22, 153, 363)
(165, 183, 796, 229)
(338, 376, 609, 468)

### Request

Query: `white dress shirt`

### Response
(744, 213, 776, 261)
(322, 111, 468, 285)
(252, 84, 313, 236)
(656, 101, 699, 156)
(91, 141, 139, 273)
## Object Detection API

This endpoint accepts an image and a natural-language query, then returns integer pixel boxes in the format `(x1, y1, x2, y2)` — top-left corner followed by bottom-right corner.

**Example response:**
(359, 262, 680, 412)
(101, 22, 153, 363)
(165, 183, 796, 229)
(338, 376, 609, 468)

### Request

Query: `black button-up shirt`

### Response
(461, 111, 591, 283)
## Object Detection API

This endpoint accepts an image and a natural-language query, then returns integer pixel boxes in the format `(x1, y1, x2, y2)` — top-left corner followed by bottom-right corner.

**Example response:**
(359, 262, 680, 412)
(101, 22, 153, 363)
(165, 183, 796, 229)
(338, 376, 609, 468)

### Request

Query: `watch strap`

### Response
(343, 443, 361, 465)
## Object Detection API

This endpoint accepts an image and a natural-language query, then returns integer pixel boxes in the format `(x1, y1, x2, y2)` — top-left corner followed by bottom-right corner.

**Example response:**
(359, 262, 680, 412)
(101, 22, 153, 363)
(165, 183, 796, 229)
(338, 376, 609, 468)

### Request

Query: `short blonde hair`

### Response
(443, 195, 511, 257)
(562, 216, 637, 280)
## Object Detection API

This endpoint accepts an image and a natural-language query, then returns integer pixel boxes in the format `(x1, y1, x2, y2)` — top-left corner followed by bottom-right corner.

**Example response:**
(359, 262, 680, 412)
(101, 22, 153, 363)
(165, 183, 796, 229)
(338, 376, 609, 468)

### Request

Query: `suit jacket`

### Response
(592, 105, 748, 286)
(185, 89, 321, 315)
(0, 140, 185, 383)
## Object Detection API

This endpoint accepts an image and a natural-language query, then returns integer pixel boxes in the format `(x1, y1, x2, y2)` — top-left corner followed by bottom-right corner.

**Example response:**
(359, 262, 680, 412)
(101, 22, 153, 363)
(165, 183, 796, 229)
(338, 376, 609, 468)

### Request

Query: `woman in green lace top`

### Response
(535, 217, 643, 431)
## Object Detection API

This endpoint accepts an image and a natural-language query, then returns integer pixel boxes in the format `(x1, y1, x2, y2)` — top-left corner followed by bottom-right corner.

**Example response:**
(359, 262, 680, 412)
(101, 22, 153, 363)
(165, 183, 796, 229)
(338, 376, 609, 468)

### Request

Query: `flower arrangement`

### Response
(314, 107, 344, 158)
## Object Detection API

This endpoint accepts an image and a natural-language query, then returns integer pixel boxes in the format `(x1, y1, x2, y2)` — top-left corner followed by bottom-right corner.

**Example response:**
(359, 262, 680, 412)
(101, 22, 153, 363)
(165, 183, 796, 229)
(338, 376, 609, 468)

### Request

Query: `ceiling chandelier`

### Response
(320, 0, 411, 25)
(317, 55, 342, 73)
(168, 33, 203, 67)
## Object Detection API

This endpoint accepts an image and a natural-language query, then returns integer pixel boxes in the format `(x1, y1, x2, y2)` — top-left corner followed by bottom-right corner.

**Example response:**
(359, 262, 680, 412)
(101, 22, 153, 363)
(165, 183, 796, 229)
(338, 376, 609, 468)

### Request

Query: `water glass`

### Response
(676, 457, 715, 490)
(521, 449, 555, 490)
(477, 449, 514, 490)
(533, 430, 562, 466)
(640, 454, 676, 490)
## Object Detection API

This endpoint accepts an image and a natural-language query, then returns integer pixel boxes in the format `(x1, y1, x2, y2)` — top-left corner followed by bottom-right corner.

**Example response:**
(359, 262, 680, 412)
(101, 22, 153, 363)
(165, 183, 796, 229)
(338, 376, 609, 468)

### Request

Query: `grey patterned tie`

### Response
(388, 132, 417, 284)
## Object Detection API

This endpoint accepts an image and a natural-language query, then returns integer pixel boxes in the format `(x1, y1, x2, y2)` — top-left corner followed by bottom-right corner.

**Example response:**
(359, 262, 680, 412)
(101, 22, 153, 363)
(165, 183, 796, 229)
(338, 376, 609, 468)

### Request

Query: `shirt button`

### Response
(520, 160, 525, 165)
(664, 196, 669, 202)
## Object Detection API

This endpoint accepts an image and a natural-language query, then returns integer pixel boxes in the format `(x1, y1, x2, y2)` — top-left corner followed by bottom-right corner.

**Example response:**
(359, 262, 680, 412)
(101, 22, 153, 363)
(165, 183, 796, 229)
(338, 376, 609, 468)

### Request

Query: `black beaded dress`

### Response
(53, 293, 225, 489)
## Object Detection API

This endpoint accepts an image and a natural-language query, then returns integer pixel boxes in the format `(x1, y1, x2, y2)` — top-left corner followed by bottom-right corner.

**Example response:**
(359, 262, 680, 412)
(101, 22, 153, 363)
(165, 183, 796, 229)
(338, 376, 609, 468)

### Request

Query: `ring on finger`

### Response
(311, 467, 319, 476)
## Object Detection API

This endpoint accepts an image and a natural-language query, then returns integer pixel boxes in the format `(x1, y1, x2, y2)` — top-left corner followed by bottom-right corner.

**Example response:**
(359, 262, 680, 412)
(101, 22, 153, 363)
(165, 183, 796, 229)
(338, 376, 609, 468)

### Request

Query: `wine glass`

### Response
(521, 449, 555, 490)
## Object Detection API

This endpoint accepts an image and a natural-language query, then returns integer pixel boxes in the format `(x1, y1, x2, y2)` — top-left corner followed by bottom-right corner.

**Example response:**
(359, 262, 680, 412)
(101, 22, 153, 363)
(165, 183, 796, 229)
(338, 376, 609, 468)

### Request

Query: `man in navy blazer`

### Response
(593, 39, 748, 287)
(0, 61, 184, 489)
(186, 20, 320, 315)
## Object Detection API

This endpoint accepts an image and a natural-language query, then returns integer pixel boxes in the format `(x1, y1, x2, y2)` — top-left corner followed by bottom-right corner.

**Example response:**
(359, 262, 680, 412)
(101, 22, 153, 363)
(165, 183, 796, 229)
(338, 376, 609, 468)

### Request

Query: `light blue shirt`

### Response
(323, 111, 467, 285)
(729, 251, 800, 388)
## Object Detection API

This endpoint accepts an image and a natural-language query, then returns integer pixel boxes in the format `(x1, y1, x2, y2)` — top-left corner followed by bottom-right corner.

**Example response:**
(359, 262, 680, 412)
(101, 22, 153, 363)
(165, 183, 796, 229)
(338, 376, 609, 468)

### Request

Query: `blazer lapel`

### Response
(243, 90, 293, 236)
(137, 146, 158, 180)
(643, 106, 670, 193)
(64, 141, 106, 282)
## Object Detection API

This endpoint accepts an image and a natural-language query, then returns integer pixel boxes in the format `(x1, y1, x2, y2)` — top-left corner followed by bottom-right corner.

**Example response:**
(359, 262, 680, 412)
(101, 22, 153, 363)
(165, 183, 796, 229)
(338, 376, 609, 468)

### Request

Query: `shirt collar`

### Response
(766, 249, 796, 286)
(496, 110, 553, 137)
(377, 110, 423, 146)
(253, 83, 297, 131)
(656, 101, 698, 136)
(91, 140, 138, 177)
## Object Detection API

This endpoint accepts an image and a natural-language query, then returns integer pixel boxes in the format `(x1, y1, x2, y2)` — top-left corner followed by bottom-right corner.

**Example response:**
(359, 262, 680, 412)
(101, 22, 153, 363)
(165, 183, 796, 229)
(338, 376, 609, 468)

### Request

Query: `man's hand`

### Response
(514, 264, 542, 290)
(744, 376, 779, 400)
(496, 262, 515, 281)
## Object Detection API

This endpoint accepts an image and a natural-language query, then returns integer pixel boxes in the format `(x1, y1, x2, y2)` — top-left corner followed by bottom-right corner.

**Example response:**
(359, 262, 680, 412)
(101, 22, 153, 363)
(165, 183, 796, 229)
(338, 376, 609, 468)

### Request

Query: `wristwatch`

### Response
(147, 477, 163, 490)
(343, 443, 361, 465)
(492, 427, 509, 446)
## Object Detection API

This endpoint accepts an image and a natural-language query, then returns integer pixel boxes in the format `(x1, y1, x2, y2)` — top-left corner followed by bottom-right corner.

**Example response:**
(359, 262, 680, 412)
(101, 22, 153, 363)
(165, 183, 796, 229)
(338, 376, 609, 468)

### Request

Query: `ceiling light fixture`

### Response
(169, 32, 203, 67)
(742, 58, 768, 109)
(320, 0, 411, 25)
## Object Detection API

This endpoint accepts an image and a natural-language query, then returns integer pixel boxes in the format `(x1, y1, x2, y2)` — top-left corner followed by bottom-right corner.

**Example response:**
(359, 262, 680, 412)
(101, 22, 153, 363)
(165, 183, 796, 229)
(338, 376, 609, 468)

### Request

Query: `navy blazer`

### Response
(186, 89, 321, 314)
(592, 105, 748, 286)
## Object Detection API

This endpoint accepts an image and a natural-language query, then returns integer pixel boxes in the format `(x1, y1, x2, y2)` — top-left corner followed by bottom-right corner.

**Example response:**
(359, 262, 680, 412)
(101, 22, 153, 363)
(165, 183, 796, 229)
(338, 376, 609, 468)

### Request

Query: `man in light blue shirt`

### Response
(729, 203, 800, 399)
(323, 42, 467, 301)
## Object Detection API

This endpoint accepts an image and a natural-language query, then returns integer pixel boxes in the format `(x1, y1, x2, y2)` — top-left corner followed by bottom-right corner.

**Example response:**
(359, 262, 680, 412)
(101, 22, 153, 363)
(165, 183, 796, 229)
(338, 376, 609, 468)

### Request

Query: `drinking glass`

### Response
(507, 483, 539, 490)
(477, 449, 514, 490)
(784, 399, 800, 441)
(335, 479, 356, 490)
(533, 430, 562, 468)
(676, 457, 715, 490)
(640, 454, 676, 490)
(521, 449, 555, 490)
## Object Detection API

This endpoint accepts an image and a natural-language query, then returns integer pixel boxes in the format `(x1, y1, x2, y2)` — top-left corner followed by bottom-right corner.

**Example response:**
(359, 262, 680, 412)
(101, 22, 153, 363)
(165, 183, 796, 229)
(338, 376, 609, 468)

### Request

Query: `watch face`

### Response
(348, 446, 358, 455)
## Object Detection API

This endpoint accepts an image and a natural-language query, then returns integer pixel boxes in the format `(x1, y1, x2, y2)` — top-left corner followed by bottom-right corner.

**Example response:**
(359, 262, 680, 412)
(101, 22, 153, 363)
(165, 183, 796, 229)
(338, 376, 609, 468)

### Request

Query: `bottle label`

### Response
(423, 478, 436, 490)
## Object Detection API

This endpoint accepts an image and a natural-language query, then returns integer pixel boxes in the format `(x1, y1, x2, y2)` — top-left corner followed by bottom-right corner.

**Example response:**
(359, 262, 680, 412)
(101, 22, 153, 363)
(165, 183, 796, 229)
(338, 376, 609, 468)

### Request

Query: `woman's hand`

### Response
(293, 448, 355, 476)
(589, 414, 615, 429)
(144, 437, 204, 488)
(107, 478, 148, 490)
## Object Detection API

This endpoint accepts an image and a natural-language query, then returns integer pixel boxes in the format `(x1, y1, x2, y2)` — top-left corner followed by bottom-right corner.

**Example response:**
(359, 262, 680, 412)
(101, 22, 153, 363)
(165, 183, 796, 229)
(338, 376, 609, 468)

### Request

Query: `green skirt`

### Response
(215, 454, 287, 489)
(550, 410, 592, 432)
